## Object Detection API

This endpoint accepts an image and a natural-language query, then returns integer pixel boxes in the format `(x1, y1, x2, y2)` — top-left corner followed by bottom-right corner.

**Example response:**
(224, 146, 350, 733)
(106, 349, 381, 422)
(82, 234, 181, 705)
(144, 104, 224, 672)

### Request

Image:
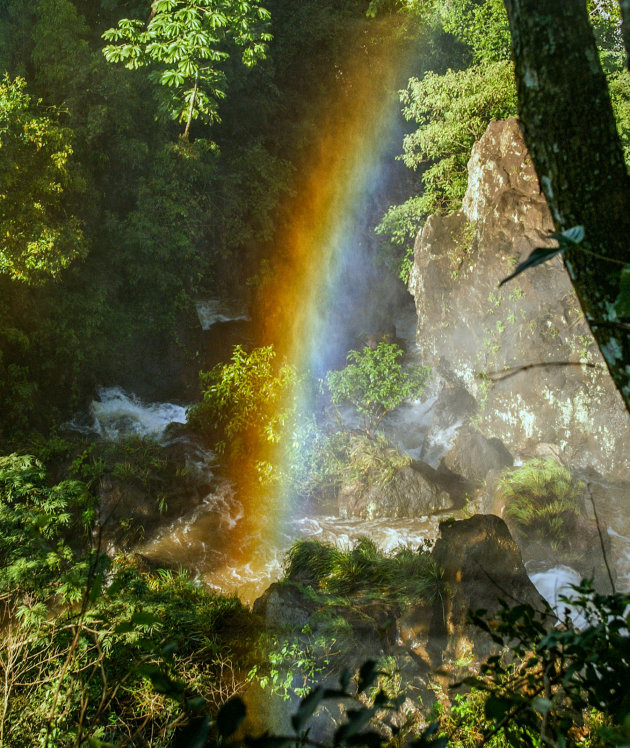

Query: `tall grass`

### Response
(497, 458, 585, 551)
(285, 537, 443, 605)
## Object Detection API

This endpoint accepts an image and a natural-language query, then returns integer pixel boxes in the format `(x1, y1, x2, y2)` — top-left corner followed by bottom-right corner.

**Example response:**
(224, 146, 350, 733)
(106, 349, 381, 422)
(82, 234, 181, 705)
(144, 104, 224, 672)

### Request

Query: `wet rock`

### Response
(408, 117, 630, 479)
(252, 582, 315, 629)
(419, 375, 478, 468)
(337, 463, 454, 519)
(441, 427, 513, 483)
(426, 515, 545, 664)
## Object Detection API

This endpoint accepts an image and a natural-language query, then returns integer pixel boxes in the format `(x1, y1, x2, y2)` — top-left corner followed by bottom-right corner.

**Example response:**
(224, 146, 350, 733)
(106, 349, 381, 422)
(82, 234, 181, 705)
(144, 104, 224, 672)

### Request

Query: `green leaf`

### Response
(217, 696, 247, 737)
(499, 246, 566, 286)
(172, 717, 210, 748)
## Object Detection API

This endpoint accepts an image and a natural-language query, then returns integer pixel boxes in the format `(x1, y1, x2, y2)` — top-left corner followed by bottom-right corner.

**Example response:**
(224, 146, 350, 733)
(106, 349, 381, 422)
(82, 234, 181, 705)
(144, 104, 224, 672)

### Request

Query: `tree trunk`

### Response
(183, 71, 199, 140)
(621, 0, 630, 69)
(503, 0, 630, 412)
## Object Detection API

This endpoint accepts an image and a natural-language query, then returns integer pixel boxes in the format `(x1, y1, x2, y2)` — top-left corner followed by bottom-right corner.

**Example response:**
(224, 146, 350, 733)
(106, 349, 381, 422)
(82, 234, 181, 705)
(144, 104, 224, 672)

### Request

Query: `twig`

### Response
(483, 360, 600, 383)
(588, 319, 630, 332)
(587, 483, 616, 594)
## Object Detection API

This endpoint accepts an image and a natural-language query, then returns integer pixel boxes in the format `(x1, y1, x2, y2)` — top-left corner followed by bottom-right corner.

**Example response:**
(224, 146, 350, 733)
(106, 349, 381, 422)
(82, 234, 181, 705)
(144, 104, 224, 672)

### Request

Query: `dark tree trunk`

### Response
(621, 0, 630, 69)
(503, 0, 630, 412)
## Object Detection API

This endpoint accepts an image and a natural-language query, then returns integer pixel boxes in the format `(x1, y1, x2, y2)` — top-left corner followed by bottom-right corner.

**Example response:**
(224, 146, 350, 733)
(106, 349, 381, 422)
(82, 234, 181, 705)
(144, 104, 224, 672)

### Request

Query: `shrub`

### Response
(497, 458, 586, 551)
(188, 344, 297, 484)
(285, 537, 442, 605)
(326, 342, 429, 436)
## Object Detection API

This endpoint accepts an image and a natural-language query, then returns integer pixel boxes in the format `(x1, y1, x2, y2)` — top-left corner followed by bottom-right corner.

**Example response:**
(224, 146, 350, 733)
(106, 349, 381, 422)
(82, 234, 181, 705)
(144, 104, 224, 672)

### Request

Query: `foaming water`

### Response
(195, 299, 249, 330)
(68, 386, 188, 441)
(140, 489, 440, 605)
(528, 564, 588, 627)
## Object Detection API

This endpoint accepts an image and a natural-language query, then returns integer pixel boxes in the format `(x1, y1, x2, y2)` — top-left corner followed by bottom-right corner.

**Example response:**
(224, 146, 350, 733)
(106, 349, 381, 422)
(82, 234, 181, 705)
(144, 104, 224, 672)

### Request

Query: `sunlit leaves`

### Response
(0, 75, 87, 283)
(102, 0, 271, 135)
(326, 342, 429, 435)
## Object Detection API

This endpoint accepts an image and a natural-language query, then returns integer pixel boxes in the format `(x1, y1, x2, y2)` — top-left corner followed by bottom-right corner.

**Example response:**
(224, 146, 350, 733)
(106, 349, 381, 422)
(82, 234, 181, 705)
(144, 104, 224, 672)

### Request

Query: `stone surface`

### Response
(408, 117, 630, 479)
(337, 463, 454, 519)
(426, 514, 546, 663)
(442, 427, 513, 483)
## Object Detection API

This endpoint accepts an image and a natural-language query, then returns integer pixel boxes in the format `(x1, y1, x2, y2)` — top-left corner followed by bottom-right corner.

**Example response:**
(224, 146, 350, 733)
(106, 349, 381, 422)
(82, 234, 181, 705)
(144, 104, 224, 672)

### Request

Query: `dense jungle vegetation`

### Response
(2, 0, 630, 745)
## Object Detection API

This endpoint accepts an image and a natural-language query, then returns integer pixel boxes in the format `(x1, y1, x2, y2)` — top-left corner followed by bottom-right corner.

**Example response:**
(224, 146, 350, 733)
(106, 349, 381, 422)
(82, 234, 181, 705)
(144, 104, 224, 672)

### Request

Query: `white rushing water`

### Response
(528, 564, 588, 627)
(195, 298, 249, 330)
(67, 386, 188, 441)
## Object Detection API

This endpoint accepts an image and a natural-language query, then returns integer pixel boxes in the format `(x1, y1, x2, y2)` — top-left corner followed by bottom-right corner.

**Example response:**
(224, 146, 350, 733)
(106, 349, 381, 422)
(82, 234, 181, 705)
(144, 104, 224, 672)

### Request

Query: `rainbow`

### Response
(223, 19, 413, 571)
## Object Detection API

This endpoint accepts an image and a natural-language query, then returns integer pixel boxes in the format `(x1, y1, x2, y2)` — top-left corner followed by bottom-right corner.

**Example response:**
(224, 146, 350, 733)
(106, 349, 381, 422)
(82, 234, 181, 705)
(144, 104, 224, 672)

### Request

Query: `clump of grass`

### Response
(285, 539, 343, 585)
(285, 537, 442, 606)
(497, 458, 585, 551)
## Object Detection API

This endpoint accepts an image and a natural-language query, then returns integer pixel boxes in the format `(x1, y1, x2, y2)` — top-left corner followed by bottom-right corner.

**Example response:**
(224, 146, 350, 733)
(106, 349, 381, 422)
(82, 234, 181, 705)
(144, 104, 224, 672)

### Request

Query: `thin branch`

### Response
(587, 483, 616, 594)
(588, 319, 630, 332)
(483, 360, 600, 383)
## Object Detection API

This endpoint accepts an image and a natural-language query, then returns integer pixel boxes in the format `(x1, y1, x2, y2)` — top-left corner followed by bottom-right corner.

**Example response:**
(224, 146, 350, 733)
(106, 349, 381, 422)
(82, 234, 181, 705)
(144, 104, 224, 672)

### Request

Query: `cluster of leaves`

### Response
(188, 344, 298, 483)
(497, 458, 586, 553)
(326, 343, 429, 436)
(376, 59, 517, 269)
(285, 537, 442, 605)
(466, 582, 630, 746)
(0, 451, 258, 746)
(0, 74, 87, 284)
(102, 0, 272, 137)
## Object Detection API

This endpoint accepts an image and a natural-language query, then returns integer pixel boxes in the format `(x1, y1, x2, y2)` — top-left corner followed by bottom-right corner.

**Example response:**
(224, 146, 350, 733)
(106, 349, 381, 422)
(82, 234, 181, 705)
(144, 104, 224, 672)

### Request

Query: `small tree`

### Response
(188, 345, 297, 484)
(0, 75, 86, 284)
(326, 342, 429, 437)
(102, 0, 271, 138)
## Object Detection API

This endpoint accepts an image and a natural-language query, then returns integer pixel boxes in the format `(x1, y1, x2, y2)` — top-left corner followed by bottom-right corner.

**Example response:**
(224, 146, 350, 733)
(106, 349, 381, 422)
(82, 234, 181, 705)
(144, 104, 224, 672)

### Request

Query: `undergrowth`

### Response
(497, 458, 586, 552)
(285, 537, 443, 605)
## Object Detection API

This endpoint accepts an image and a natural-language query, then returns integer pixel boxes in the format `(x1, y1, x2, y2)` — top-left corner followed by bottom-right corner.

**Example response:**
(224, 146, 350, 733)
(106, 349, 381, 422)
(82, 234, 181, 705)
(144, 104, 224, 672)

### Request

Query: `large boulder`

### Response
(442, 427, 513, 483)
(407, 117, 630, 480)
(337, 463, 454, 519)
(425, 515, 545, 665)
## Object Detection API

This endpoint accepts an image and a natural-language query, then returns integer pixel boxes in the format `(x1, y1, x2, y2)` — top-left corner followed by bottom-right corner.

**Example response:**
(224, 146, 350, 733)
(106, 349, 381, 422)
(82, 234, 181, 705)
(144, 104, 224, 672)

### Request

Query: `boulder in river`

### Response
(408, 117, 630, 480)
(337, 463, 454, 519)
(425, 514, 545, 665)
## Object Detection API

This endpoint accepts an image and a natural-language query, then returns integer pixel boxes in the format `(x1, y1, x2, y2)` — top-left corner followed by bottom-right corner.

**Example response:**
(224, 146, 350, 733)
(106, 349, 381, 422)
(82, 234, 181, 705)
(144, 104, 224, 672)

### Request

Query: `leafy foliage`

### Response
(326, 343, 429, 436)
(376, 60, 516, 263)
(189, 344, 297, 483)
(285, 537, 442, 605)
(0, 452, 98, 603)
(297, 429, 412, 499)
(0, 451, 258, 746)
(497, 458, 586, 552)
(102, 0, 272, 136)
(466, 582, 630, 746)
(0, 74, 87, 283)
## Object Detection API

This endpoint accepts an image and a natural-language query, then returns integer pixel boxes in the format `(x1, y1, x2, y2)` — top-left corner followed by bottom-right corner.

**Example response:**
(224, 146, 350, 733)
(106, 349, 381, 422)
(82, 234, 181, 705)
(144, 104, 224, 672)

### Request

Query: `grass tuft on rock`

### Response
(285, 537, 442, 605)
(497, 458, 585, 551)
